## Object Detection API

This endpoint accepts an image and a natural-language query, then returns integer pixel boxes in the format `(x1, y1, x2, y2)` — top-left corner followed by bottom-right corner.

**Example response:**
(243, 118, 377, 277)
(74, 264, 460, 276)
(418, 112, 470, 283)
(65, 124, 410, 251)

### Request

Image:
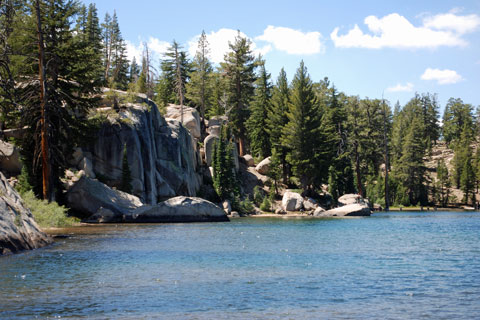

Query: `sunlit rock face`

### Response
(87, 100, 202, 204)
(0, 172, 52, 256)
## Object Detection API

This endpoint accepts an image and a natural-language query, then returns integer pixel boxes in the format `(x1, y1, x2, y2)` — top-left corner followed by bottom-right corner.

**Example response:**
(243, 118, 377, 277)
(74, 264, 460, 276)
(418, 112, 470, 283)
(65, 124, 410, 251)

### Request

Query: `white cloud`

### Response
(331, 12, 479, 49)
(386, 82, 414, 92)
(420, 68, 463, 84)
(125, 40, 142, 63)
(255, 25, 325, 55)
(188, 29, 271, 64)
(424, 13, 480, 34)
(126, 37, 170, 65)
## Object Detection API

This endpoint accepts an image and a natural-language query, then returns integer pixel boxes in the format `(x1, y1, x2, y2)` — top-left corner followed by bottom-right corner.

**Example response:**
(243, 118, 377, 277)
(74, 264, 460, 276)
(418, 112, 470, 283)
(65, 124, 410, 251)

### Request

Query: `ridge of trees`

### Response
(1, 0, 479, 208)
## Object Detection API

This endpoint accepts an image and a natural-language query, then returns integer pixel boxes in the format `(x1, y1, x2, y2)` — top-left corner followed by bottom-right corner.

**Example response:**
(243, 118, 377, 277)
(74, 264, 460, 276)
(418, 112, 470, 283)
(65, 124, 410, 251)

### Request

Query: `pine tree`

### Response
(393, 116, 427, 205)
(186, 30, 212, 130)
(17, 0, 99, 200)
(436, 159, 450, 207)
(442, 97, 474, 146)
(212, 126, 238, 201)
(159, 40, 190, 107)
(281, 61, 321, 191)
(220, 31, 256, 156)
(246, 57, 272, 159)
(266, 68, 290, 183)
(119, 144, 132, 194)
(460, 152, 474, 205)
(129, 56, 140, 83)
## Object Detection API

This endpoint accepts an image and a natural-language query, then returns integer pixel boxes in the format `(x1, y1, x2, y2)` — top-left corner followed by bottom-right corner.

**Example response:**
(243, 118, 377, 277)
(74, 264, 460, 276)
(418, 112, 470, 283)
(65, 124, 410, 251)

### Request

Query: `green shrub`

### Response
(237, 198, 255, 215)
(253, 186, 264, 206)
(21, 191, 79, 228)
(260, 197, 272, 212)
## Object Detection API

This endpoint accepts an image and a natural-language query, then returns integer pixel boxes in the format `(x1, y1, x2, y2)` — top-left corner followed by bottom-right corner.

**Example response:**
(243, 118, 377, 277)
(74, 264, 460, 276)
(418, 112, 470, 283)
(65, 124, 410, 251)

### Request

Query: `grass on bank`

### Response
(21, 191, 79, 228)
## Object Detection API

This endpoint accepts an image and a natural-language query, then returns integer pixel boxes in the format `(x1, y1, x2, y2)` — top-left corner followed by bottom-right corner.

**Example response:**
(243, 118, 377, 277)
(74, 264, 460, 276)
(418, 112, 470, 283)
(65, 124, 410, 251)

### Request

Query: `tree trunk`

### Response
(35, 0, 51, 201)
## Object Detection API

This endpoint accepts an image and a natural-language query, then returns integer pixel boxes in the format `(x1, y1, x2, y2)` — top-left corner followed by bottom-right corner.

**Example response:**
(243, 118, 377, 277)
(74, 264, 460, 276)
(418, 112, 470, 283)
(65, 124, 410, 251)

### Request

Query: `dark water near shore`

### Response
(1, 211, 480, 319)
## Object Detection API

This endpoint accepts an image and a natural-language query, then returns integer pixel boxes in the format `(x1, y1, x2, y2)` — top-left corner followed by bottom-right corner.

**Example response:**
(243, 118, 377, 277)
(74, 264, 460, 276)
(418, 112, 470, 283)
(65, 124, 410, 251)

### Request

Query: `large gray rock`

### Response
(0, 140, 22, 175)
(338, 194, 363, 206)
(66, 176, 143, 218)
(255, 157, 271, 175)
(243, 155, 255, 167)
(204, 134, 219, 166)
(89, 101, 201, 204)
(128, 197, 229, 223)
(315, 203, 371, 217)
(303, 197, 318, 211)
(282, 191, 304, 211)
(165, 104, 201, 139)
(0, 172, 52, 255)
(207, 116, 228, 128)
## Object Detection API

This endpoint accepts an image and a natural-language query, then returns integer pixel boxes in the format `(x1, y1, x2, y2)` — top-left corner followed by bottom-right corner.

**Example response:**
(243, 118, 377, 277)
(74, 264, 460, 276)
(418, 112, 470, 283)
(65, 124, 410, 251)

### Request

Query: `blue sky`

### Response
(82, 0, 480, 113)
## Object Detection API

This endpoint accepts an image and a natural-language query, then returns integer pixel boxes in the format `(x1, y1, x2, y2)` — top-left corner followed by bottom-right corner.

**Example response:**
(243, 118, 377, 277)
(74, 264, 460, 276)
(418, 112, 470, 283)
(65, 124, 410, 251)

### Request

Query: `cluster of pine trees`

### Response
(1, 0, 479, 208)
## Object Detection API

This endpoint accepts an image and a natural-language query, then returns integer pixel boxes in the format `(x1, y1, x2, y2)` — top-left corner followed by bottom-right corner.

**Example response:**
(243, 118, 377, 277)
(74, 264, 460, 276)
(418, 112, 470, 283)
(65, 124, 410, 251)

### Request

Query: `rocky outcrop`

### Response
(338, 194, 363, 206)
(303, 197, 318, 211)
(204, 134, 219, 166)
(243, 155, 255, 167)
(0, 172, 52, 255)
(255, 157, 271, 175)
(315, 203, 371, 217)
(66, 176, 143, 219)
(88, 101, 202, 204)
(282, 191, 304, 211)
(0, 140, 22, 175)
(127, 197, 229, 223)
(165, 104, 202, 139)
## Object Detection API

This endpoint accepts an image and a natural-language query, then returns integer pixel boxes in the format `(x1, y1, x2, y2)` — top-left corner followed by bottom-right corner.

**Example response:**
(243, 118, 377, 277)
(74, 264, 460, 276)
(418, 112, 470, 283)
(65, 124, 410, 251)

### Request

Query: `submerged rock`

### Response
(0, 172, 52, 255)
(315, 203, 371, 217)
(128, 196, 229, 223)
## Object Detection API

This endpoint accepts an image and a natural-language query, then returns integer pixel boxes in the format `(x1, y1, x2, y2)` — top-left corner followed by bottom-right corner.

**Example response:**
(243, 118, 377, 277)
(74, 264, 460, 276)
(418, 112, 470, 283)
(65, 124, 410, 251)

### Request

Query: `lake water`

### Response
(1, 211, 480, 319)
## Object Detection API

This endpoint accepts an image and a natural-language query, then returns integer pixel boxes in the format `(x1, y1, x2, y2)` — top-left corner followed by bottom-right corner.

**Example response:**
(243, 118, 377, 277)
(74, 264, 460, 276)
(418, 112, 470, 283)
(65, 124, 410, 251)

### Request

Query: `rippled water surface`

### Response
(1, 211, 480, 319)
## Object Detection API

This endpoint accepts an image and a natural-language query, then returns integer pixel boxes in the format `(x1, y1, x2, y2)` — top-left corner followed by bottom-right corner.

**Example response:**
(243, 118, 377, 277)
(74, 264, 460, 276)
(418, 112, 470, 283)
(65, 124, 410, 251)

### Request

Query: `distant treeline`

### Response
(0, 0, 478, 208)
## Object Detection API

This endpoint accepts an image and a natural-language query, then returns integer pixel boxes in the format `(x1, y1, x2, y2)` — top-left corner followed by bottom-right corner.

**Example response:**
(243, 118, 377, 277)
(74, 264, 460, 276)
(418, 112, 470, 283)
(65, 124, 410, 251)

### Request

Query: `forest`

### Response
(1, 0, 479, 210)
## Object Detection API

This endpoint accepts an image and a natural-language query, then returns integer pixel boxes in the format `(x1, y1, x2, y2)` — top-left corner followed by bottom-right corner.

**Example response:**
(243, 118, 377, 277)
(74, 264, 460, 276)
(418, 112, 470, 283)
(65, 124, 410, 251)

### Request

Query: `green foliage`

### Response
(119, 144, 133, 194)
(21, 191, 79, 228)
(435, 159, 450, 207)
(15, 165, 33, 195)
(212, 126, 239, 201)
(392, 116, 428, 205)
(220, 31, 257, 153)
(281, 61, 321, 191)
(253, 185, 264, 206)
(260, 197, 272, 212)
(442, 98, 474, 146)
(236, 198, 254, 215)
(246, 57, 272, 159)
(186, 30, 213, 124)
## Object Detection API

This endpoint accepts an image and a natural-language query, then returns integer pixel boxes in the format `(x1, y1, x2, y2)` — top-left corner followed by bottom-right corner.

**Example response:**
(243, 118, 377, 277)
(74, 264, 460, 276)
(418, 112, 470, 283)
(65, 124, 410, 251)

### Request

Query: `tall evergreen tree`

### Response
(157, 40, 190, 107)
(16, 0, 100, 200)
(393, 116, 427, 205)
(266, 68, 290, 183)
(442, 97, 474, 146)
(281, 61, 321, 191)
(436, 159, 450, 207)
(212, 126, 238, 201)
(246, 57, 272, 159)
(186, 30, 212, 130)
(220, 31, 256, 156)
